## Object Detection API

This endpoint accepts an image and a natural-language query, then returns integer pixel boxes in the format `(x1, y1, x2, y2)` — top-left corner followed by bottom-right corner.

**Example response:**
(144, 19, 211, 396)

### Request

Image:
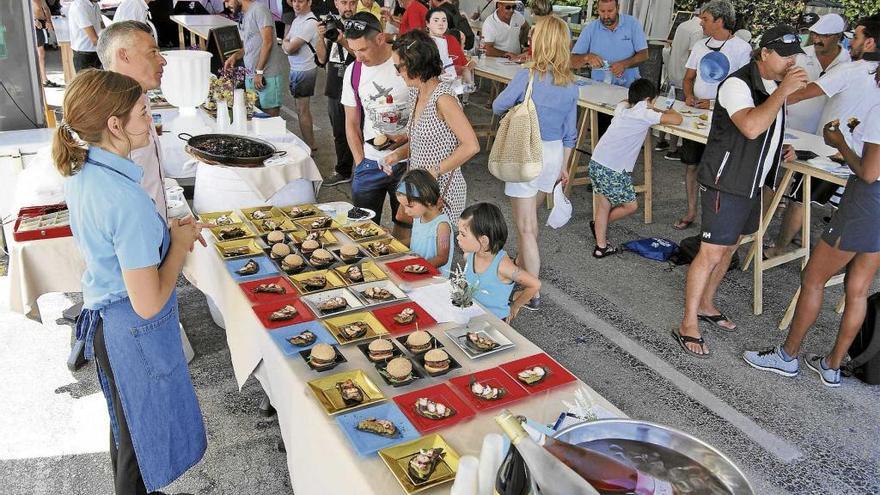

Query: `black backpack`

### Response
(843, 292, 880, 384)
(669, 235, 740, 270)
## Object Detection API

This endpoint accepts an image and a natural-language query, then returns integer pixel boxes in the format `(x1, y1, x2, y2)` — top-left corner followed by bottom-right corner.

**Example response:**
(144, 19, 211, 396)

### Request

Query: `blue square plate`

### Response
(225, 255, 280, 283)
(269, 321, 337, 355)
(335, 402, 420, 456)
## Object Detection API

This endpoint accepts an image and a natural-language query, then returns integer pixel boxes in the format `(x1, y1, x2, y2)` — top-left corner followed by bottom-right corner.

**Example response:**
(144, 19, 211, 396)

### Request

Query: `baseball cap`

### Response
(760, 24, 806, 57)
(809, 13, 846, 35)
(797, 12, 819, 30)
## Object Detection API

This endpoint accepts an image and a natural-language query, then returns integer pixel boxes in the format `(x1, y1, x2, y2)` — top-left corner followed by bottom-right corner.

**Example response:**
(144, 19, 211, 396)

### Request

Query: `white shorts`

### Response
(504, 140, 565, 198)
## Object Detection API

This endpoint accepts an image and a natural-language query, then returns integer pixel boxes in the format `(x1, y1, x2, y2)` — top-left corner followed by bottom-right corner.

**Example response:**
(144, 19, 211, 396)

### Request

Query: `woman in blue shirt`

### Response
(492, 16, 577, 311)
(53, 69, 208, 494)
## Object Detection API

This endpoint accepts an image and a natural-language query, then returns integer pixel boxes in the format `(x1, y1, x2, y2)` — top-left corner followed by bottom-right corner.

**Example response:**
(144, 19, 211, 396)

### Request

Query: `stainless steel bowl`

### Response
(553, 419, 754, 495)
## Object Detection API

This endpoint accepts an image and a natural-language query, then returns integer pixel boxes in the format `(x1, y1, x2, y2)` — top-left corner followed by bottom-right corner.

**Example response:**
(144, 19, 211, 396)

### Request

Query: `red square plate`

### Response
(392, 383, 476, 434)
(239, 276, 298, 305)
(252, 297, 315, 329)
(384, 257, 441, 282)
(372, 301, 438, 335)
(498, 353, 577, 394)
(448, 367, 529, 412)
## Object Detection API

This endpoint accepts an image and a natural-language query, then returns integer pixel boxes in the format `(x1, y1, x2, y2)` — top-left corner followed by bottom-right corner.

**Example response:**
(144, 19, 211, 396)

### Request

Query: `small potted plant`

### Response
(449, 264, 479, 308)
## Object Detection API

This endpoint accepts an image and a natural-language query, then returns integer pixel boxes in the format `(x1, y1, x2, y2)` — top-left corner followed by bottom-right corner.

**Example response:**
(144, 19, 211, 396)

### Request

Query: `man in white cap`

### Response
(481, 0, 529, 57)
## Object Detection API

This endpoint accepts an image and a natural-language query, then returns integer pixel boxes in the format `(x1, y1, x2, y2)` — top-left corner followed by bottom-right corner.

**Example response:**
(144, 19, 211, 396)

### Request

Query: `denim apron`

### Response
(75, 159, 207, 492)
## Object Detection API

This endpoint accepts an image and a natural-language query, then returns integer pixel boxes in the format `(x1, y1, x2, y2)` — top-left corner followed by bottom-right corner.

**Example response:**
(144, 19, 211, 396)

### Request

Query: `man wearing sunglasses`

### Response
(341, 12, 413, 238)
(674, 25, 807, 359)
(481, 0, 529, 58)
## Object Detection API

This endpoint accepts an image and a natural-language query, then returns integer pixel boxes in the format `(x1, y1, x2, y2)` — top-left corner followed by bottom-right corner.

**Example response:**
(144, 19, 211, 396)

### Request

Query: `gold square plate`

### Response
(340, 221, 386, 241)
(280, 203, 322, 220)
(214, 238, 263, 259)
(307, 369, 385, 415)
(209, 222, 257, 242)
(289, 269, 346, 294)
(294, 215, 342, 232)
(240, 206, 284, 222)
(250, 216, 298, 235)
(289, 229, 338, 246)
(378, 434, 460, 494)
(359, 238, 410, 259)
(199, 210, 243, 226)
(323, 311, 390, 345)
(334, 260, 389, 285)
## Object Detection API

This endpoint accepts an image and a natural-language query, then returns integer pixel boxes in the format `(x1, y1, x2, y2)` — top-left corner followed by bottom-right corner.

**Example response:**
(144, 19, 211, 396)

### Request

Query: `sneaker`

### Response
(804, 353, 841, 387)
(664, 150, 683, 161)
(742, 346, 800, 377)
(324, 173, 351, 186)
(654, 140, 670, 151)
(522, 296, 540, 311)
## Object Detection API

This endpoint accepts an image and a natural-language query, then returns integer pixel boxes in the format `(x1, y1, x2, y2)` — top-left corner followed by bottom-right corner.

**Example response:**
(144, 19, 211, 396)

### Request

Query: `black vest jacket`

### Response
(697, 61, 785, 199)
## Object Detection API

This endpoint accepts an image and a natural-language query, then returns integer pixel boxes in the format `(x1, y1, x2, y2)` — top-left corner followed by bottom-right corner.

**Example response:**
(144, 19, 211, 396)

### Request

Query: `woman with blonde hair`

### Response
(492, 15, 578, 310)
(54, 69, 208, 494)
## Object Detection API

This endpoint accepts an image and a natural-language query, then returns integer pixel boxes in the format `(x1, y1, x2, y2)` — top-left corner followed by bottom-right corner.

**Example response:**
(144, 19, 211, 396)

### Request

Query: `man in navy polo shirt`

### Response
(570, 0, 648, 87)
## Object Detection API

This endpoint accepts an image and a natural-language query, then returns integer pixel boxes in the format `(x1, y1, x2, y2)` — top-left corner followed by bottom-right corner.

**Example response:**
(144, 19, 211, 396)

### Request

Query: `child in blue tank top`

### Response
(396, 170, 454, 275)
(457, 203, 541, 322)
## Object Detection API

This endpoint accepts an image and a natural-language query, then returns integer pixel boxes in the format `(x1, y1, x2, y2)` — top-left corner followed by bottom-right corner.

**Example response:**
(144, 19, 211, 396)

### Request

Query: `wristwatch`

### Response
(255, 69, 265, 75)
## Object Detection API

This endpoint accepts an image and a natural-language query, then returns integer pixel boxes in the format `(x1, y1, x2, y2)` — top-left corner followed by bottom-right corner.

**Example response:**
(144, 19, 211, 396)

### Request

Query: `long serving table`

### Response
(182, 201, 623, 494)
(170, 14, 238, 50)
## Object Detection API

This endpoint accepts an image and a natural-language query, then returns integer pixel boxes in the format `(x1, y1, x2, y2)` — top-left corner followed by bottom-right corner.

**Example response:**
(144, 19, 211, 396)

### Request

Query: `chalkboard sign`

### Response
(667, 10, 696, 42)
(209, 25, 242, 73)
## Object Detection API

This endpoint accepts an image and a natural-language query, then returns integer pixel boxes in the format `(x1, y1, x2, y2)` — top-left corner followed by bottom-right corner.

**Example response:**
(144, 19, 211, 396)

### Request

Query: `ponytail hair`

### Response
(52, 69, 143, 177)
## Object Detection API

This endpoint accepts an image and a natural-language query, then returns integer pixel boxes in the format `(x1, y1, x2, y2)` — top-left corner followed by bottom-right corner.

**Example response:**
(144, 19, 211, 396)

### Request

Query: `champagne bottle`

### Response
(494, 436, 531, 495)
(495, 411, 600, 495)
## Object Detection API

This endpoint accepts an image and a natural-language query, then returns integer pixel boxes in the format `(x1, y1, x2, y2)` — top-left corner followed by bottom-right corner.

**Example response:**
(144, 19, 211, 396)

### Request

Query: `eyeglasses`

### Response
(762, 33, 799, 46)
(393, 63, 404, 72)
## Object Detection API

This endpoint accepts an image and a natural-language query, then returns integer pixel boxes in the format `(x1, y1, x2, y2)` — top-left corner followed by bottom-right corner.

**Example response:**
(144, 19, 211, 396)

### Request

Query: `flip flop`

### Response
(673, 218, 694, 230)
(671, 329, 711, 359)
(698, 313, 737, 331)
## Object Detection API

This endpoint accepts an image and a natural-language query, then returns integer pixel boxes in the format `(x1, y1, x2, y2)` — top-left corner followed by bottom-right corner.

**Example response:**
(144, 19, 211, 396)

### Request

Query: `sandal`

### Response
(593, 244, 618, 258)
(671, 329, 711, 359)
(697, 313, 737, 331)
(672, 218, 694, 230)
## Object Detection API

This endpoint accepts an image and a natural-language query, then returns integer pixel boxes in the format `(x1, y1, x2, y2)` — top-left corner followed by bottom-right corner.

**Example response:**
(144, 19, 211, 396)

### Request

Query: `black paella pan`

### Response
(178, 133, 286, 167)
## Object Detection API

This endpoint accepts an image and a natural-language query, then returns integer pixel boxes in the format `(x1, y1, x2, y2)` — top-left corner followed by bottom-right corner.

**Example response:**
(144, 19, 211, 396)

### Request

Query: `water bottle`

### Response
(665, 85, 676, 110)
(601, 59, 612, 85)
(478, 36, 486, 62)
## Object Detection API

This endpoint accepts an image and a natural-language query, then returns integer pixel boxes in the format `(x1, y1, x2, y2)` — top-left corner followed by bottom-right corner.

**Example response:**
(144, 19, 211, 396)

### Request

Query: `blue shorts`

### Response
(245, 75, 283, 110)
(588, 160, 636, 206)
(289, 69, 317, 98)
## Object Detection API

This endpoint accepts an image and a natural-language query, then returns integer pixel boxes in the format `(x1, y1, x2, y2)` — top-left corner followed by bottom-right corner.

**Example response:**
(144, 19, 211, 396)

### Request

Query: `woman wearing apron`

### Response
(53, 69, 208, 493)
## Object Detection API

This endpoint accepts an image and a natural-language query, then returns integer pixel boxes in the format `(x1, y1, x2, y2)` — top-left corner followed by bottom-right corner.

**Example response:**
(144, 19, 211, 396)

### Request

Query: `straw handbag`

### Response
(488, 71, 543, 182)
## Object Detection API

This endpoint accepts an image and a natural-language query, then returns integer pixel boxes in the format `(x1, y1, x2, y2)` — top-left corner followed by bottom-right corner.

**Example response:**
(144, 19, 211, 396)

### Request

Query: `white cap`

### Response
(809, 13, 846, 35)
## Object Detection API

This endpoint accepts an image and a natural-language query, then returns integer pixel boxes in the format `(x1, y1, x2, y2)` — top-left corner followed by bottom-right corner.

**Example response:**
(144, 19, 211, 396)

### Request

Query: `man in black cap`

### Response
(673, 25, 807, 358)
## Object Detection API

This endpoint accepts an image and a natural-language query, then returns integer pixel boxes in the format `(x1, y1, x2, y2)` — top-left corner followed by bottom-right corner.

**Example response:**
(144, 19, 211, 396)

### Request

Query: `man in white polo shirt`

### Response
(69, 0, 104, 71)
(112, 0, 158, 39)
(481, 0, 529, 57)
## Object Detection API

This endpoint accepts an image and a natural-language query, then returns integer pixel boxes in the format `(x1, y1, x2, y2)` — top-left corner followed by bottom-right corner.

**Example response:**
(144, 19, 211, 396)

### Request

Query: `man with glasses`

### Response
(341, 12, 412, 238)
(673, 25, 806, 358)
(571, 0, 648, 88)
(481, 0, 528, 58)
(224, 0, 290, 117)
(320, 0, 358, 186)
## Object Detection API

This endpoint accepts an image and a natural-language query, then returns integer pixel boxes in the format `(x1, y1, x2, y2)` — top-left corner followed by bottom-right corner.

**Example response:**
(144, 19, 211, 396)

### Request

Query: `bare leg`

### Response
(675, 164, 698, 227)
(37, 45, 47, 84)
(782, 240, 855, 358)
(593, 194, 612, 248)
(826, 252, 880, 368)
(510, 195, 541, 278)
(766, 201, 803, 258)
(697, 243, 739, 329)
(263, 107, 281, 117)
(295, 96, 315, 150)
(680, 242, 733, 354)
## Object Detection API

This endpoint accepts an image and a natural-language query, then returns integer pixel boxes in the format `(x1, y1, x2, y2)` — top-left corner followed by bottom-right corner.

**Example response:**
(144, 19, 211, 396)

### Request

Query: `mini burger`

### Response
(266, 230, 285, 245)
(308, 343, 337, 368)
(423, 349, 450, 374)
(282, 254, 304, 272)
(405, 330, 432, 353)
(301, 239, 320, 256)
(310, 248, 334, 266)
(384, 357, 413, 384)
(368, 338, 395, 361)
(271, 242, 291, 259)
(339, 244, 360, 262)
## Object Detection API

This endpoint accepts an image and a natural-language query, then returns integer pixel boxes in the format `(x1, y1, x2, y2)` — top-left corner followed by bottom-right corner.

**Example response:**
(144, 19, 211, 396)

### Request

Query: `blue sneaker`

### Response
(742, 346, 800, 377)
(804, 353, 841, 388)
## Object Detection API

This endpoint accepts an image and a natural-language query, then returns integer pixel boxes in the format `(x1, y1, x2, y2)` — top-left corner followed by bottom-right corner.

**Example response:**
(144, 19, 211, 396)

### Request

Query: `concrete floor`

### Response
(1, 49, 878, 495)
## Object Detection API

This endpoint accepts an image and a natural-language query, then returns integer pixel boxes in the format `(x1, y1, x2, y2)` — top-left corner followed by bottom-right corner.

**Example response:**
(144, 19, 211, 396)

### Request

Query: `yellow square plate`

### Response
(209, 222, 257, 242)
(240, 206, 284, 222)
(289, 269, 346, 294)
(294, 215, 342, 232)
(378, 434, 460, 494)
(307, 369, 385, 415)
(251, 216, 298, 235)
(340, 221, 386, 241)
(334, 260, 388, 285)
(214, 238, 263, 259)
(280, 203, 322, 220)
(323, 311, 390, 345)
(199, 210, 243, 226)
(359, 238, 410, 259)
(289, 229, 338, 246)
